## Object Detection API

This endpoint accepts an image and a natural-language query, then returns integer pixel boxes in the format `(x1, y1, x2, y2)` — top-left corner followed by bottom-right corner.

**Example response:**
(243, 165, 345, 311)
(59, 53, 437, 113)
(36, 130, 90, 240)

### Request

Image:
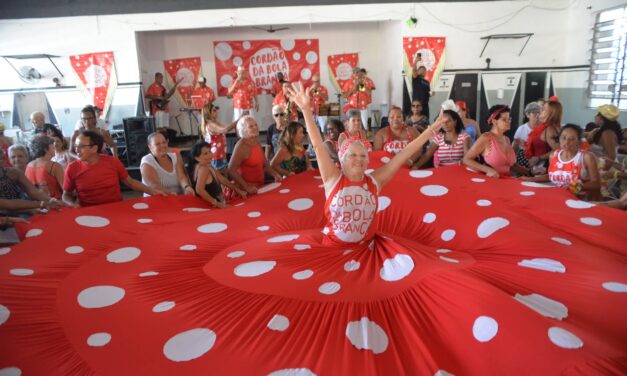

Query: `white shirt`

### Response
(74, 118, 107, 131)
(514, 122, 532, 150)
(140, 152, 182, 196)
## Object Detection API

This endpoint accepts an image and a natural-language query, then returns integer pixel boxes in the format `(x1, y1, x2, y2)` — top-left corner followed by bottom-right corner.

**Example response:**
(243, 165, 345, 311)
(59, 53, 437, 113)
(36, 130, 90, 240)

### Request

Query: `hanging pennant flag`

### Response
(402, 37, 446, 97)
(69, 51, 117, 116)
(163, 57, 202, 108)
(327, 53, 359, 93)
(213, 39, 320, 97)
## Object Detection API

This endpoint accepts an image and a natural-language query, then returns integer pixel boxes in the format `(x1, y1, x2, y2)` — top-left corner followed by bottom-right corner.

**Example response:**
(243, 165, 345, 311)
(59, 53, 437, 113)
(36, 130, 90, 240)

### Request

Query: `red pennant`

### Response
(162, 57, 202, 107)
(69, 51, 116, 115)
(327, 53, 359, 92)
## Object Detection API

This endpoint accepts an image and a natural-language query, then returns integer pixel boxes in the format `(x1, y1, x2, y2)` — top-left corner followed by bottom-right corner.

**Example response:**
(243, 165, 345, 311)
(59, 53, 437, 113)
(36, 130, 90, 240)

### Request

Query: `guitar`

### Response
(152, 79, 182, 111)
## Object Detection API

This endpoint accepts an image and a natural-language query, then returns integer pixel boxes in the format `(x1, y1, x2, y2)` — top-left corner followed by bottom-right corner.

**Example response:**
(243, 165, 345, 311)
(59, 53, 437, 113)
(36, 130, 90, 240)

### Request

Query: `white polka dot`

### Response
(293, 52, 301, 60)
(305, 51, 318, 64)
(78, 286, 125, 308)
(214, 42, 233, 61)
(409, 170, 433, 178)
(521, 181, 552, 188)
(520, 191, 535, 196)
(153, 301, 176, 313)
(65, 246, 84, 254)
(258, 182, 281, 193)
(163, 328, 216, 362)
(548, 327, 583, 349)
(0, 367, 21, 376)
(423, 212, 436, 223)
(441, 229, 456, 241)
(551, 237, 572, 246)
(106, 247, 141, 263)
(179, 245, 197, 251)
(380, 254, 414, 281)
(183, 207, 211, 212)
(235, 202, 245, 207)
(566, 199, 595, 209)
(9, 268, 33, 276)
(322, 227, 330, 235)
(25, 228, 43, 238)
(434, 370, 454, 376)
(436, 249, 451, 253)
(420, 185, 448, 197)
(377, 196, 391, 211)
(139, 271, 159, 277)
(292, 270, 314, 280)
(518, 258, 566, 273)
(440, 256, 459, 263)
(267, 314, 289, 331)
(345, 317, 389, 354)
(472, 178, 486, 183)
(279, 189, 290, 194)
(87, 332, 111, 347)
(280, 39, 296, 50)
(247, 211, 261, 218)
(227, 250, 245, 258)
(293, 244, 311, 251)
(234, 261, 276, 277)
(132, 202, 149, 210)
(0, 247, 10, 255)
(75, 216, 110, 228)
(580, 217, 602, 226)
(233, 56, 243, 67)
(219, 74, 233, 88)
(242, 41, 251, 49)
(268, 234, 299, 243)
(197, 223, 228, 233)
(300, 68, 312, 80)
(0, 304, 10, 326)
(514, 293, 568, 320)
(288, 198, 314, 211)
(257, 226, 270, 231)
(473, 316, 498, 342)
(477, 217, 510, 238)
(602, 282, 627, 292)
(137, 218, 153, 224)
(319, 282, 340, 295)
(476, 199, 492, 206)
(344, 260, 361, 272)
(268, 369, 315, 376)
(380, 156, 391, 163)
(343, 249, 354, 255)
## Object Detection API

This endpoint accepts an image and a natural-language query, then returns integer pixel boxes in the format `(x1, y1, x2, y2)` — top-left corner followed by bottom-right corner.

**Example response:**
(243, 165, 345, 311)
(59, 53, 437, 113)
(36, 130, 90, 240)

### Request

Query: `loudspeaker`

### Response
(123, 116, 155, 167)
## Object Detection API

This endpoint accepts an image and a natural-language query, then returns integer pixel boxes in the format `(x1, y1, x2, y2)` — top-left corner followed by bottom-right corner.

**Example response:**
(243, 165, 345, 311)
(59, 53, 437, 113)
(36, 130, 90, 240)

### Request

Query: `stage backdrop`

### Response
(402, 37, 446, 98)
(163, 57, 203, 108)
(213, 39, 320, 97)
(327, 53, 359, 93)
(69, 51, 117, 117)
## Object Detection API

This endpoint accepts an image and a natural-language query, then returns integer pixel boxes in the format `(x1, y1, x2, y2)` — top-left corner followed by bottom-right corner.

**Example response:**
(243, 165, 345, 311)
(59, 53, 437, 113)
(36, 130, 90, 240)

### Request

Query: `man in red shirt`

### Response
(308, 74, 329, 131)
(270, 72, 284, 98)
(145, 72, 180, 129)
(192, 76, 216, 109)
(62, 130, 166, 207)
(342, 68, 376, 131)
(272, 81, 298, 122)
(227, 66, 258, 121)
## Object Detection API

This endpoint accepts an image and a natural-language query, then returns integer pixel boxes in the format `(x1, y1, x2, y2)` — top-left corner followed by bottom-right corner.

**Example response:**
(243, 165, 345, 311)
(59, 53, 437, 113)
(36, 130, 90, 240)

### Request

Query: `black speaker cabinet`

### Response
(123, 116, 155, 167)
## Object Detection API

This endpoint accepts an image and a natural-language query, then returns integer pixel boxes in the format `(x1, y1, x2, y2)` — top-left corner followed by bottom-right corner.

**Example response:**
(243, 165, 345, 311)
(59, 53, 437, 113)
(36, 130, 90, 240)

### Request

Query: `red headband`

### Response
(338, 137, 371, 161)
(487, 106, 508, 125)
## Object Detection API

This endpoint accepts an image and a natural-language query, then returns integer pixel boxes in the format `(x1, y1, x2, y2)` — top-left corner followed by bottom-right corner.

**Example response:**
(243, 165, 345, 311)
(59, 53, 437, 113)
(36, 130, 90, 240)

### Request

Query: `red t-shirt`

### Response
(342, 77, 375, 110)
(309, 85, 329, 115)
(146, 83, 167, 114)
(192, 86, 216, 109)
(229, 78, 257, 109)
(63, 155, 129, 206)
(272, 91, 298, 121)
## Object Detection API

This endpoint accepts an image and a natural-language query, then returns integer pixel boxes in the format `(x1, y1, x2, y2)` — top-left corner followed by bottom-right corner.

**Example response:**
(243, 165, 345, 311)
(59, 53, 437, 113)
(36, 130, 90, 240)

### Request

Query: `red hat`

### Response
(454, 100, 468, 112)
(548, 95, 560, 103)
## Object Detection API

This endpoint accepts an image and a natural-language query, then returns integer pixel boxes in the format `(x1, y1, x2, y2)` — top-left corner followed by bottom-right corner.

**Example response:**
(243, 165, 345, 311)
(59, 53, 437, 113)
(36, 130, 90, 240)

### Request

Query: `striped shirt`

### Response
(434, 133, 469, 167)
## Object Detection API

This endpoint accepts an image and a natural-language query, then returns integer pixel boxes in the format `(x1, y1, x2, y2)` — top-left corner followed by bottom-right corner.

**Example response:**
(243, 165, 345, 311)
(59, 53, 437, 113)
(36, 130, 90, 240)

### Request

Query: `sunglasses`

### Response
(273, 113, 285, 117)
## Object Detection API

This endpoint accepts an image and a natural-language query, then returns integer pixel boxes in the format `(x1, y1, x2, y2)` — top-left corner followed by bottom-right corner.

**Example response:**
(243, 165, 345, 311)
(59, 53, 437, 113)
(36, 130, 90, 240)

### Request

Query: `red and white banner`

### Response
(402, 37, 446, 95)
(213, 39, 320, 97)
(163, 57, 202, 108)
(327, 53, 359, 93)
(69, 51, 117, 116)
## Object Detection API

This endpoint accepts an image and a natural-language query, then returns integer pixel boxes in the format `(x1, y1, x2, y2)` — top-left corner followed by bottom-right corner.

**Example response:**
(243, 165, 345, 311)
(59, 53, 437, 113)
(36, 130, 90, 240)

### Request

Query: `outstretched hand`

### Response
(286, 82, 312, 112)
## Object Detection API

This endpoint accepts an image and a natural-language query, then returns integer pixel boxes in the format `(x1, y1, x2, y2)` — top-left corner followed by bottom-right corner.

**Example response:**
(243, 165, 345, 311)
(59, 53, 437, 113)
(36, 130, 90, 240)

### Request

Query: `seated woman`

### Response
(524, 124, 600, 200)
(337, 109, 369, 148)
(525, 97, 562, 169)
(140, 132, 194, 196)
(0, 122, 12, 164)
(8, 144, 29, 173)
(228, 116, 281, 195)
(374, 106, 421, 167)
(323, 119, 344, 165)
(25, 135, 64, 199)
(456, 100, 481, 144)
(588, 104, 623, 162)
(463, 105, 529, 178)
(414, 109, 470, 169)
(187, 141, 247, 208)
(405, 100, 430, 132)
(271, 121, 314, 176)
(288, 82, 442, 245)
(200, 103, 237, 172)
(46, 126, 75, 170)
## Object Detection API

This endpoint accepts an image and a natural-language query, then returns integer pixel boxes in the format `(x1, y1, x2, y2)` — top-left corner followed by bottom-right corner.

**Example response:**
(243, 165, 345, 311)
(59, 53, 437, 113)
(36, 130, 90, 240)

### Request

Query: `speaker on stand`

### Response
(123, 116, 155, 167)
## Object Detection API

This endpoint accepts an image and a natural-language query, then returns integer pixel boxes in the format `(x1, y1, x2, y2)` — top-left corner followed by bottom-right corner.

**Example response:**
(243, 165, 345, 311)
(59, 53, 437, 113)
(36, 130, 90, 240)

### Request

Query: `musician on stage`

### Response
(342, 68, 375, 131)
(308, 74, 329, 131)
(192, 76, 216, 109)
(272, 81, 298, 122)
(227, 66, 258, 121)
(145, 72, 181, 129)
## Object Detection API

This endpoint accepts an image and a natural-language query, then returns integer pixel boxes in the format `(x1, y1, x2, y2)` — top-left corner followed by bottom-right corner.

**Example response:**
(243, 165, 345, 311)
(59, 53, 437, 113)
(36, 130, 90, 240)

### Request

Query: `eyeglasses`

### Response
(75, 143, 95, 149)
(273, 113, 285, 117)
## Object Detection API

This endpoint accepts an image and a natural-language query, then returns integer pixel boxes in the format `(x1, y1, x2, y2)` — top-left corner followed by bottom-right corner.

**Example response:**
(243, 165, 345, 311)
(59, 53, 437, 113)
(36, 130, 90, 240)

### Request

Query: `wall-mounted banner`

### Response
(327, 53, 359, 93)
(69, 51, 117, 116)
(213, 39, 320, 97)
(402, 37, 446, 96)
(163, 57, 202, 108)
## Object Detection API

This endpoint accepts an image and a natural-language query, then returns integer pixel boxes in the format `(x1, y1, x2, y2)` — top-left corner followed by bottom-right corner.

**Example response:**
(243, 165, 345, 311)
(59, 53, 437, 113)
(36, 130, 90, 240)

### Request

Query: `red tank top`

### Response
(383, 126, 414, 154)
(548, 149, 586, 187)
(323, 174, 379, 245)
(239, 143, 265, 187)
(25, 163, 62, 199)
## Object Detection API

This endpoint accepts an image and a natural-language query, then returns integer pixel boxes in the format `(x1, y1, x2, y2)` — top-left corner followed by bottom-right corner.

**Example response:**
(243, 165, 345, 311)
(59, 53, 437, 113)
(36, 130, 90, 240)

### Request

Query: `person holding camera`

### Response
(412, 53, 432, 120)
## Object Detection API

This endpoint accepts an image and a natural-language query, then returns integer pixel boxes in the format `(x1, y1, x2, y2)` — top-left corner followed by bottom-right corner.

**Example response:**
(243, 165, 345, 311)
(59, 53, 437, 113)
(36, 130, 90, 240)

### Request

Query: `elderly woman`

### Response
(8, 144, 29, 173)
(287, 82, 442, 245)
(414, 109, 470, 169)
(228, 116, 281, 195)
(374, 106, 421, 167)
(588, 104, 623, 162)
(25, 135, 64, 199)
(463, 105, 529, 178)
(271, 121, 314, 176)
(140, 132, 194, 196)
(525, 97, 562, 168)
(45, 126, 75, 170)
(513, 102, 543, 168)
(456, 101, 480, 143)
(337, 108, 369, 149)
(524, 124, 600, 200)
(405, 100, 430, 132)
(200, 103, 237, 171)
(323, 119, 344, 165)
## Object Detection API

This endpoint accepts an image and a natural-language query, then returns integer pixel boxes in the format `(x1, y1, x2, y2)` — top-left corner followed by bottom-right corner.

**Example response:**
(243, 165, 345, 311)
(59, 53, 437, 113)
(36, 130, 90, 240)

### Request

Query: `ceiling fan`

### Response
(252, 25, 290, 33)
(18, 66, 42, 85)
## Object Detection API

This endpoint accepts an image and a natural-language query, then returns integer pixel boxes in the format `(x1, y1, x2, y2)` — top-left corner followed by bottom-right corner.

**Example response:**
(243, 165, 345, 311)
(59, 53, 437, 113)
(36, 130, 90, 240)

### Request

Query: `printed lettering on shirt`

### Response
(329, 185, 377, 242)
